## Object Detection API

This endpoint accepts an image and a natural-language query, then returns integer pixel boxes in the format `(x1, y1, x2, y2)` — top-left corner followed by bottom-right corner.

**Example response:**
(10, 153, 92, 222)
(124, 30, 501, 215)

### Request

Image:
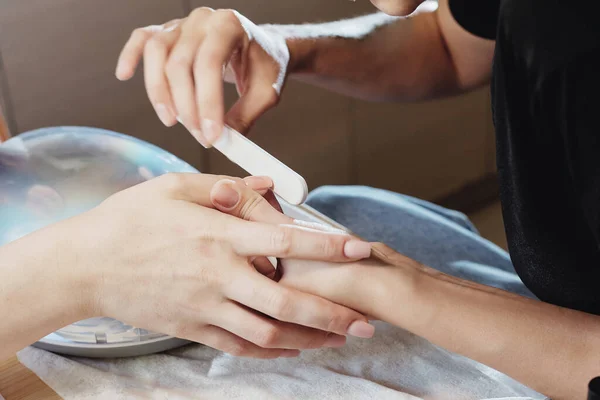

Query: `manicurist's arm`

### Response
(281, 0, 494, 101)
(116, 0, 494, 142)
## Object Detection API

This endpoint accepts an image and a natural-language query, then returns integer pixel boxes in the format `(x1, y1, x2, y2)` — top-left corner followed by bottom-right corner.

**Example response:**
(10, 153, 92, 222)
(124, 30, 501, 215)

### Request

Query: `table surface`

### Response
(0, 357, 60, 400)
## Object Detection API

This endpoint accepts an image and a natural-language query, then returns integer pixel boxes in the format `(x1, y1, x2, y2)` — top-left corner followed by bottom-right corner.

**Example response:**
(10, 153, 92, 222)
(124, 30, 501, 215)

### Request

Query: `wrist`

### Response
(41, 216, 98, 321)
(0, 219, 93, 351)
(358, 248, 438, 334)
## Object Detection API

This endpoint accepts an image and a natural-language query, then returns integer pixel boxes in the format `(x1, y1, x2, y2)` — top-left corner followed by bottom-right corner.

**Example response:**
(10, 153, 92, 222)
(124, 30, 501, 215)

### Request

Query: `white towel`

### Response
(18, 321, 546, 400)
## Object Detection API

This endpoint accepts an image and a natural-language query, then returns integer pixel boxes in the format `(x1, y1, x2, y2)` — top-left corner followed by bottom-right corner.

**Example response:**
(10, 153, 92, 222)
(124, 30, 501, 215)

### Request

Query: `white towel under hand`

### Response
(18, 322, 546, 400)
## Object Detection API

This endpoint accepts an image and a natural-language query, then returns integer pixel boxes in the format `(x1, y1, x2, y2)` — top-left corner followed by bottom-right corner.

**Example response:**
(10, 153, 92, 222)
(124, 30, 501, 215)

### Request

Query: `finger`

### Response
(116, 26, 158, 80)
(225, 46, 282, 135)
(252, 256, 277, 278)
(243, 176, 282, 212)
(225, 80, 280, 135)
(166, 29, 204, 141)
(185, 324, 298, 359)
(144, 22, 181, 127)
(231, 220, 372, 261)
(212, 302, 347, 350)
(154, 173, 245, 206)
(211, 179, 291, 225)
(194, 10, 246, 145)
(226, 273, 375, 338)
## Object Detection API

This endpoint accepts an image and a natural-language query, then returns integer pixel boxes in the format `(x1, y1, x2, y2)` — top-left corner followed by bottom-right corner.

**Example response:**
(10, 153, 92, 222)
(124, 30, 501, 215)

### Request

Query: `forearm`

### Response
(377, 264, 600, 400)
(0, 221, 90, 359)
(263, 4, 460, 102)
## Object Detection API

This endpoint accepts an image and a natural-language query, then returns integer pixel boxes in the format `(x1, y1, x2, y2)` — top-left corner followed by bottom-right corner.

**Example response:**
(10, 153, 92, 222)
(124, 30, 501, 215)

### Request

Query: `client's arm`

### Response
(278, 246, 598, 400)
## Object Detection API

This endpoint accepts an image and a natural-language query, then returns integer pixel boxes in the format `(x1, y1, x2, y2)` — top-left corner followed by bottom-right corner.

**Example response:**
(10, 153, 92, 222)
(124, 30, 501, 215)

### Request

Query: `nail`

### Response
(343, 240, 371, 259)
(155, 103, 176, 127)
(202, 118, 221, 144)
(347, 320, 375, 338)
(323, 333, 346, 348)
(280, 349, 300, 358)
(244, 176, 273, 191)
(267, 256, 278, 268)
(189, 129, 209, 148)
(212, 180, 240, 209)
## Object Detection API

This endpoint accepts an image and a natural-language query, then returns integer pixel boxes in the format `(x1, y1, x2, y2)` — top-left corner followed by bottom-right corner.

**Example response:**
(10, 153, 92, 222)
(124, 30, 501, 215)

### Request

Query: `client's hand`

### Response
(50, 173, 374, 358)
(209, 179, 424, 330)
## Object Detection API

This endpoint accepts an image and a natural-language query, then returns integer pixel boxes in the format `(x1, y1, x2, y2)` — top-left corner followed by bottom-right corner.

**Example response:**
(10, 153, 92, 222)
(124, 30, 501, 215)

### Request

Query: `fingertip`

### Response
(115, 64, 133, 81)
(201, 118, 223, 145)
(347, 320, 375, 339)
(211, 179, 241, 210)
(343, 240, 372, 259)
(243, 176, 274, 191)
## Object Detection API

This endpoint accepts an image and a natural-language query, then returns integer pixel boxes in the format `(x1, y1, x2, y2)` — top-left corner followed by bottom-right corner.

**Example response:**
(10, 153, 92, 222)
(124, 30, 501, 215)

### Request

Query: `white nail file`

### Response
(212, 125, 308, 205)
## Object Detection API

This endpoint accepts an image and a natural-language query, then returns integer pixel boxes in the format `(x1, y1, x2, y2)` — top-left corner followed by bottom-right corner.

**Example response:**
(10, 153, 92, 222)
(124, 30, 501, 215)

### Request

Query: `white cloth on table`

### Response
(18, 321, 546, 400)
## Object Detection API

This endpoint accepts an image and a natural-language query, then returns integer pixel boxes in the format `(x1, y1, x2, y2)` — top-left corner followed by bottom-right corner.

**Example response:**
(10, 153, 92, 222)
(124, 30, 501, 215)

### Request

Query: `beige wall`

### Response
(0, 1, 494, 201)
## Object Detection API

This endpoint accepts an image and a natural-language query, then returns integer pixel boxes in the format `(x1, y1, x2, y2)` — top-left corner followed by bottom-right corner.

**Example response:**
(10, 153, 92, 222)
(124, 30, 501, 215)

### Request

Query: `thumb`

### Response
(225, 80, 280, 135)
(210, 178, 290, 224)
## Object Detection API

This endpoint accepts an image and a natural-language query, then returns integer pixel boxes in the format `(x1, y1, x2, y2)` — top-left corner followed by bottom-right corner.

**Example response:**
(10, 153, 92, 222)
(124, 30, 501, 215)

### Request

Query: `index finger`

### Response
(228, 220, 372, 262)
(116, 26, 159, 80)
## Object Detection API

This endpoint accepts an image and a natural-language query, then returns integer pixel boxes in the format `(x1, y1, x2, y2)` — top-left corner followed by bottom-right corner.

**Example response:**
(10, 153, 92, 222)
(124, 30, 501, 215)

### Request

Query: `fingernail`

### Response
(202, 118, 221, 144)
(324, 334, 347, 348)
(212, 180, 240, 209)
(343, 240, 371, 259)
(347, 320, 375, 338)
(155, 104, 176, 127)
(280, 349, 300, 358)
(191, 129, 210, 148)
(244, 176, 273, 191)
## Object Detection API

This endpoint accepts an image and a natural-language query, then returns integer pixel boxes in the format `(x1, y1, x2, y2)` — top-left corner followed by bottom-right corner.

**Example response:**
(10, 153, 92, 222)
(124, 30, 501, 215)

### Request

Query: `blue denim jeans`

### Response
(306, 186, 535, 299)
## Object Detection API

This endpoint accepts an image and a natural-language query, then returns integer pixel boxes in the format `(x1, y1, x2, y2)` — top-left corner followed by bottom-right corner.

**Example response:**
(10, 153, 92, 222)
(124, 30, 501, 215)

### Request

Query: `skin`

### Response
(0, 173, 376, 362)
(116, 1, 600, 398)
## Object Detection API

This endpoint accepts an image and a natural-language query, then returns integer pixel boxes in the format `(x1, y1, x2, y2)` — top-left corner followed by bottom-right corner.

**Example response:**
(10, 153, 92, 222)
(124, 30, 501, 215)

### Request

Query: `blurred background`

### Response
(0, 0, 506, 248)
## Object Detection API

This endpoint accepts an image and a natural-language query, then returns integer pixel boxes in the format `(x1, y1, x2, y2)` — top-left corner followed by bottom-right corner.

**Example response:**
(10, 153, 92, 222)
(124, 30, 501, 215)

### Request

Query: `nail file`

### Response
(212, 125, 308, 205)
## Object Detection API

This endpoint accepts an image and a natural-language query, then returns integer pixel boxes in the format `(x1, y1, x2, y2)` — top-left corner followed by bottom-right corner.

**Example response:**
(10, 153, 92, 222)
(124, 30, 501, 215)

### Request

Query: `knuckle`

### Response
(224, 340, 250, 357)
(237, 192, 264, 220)
(270, 228, 293, 256)
(268, 291, 294, 319)
(325, 312, 345, 333)
(212, 9, 242, 32)
(144, 36, 165, 53)
(158, 173, 186, 193)
(189, 7, 212, 21)
(319, 236, 341, 259)
(131, 28, 149, 41)
(254, 325, 280, 348)
(166, 54, 191, 75)
(306, 332, 328, 349)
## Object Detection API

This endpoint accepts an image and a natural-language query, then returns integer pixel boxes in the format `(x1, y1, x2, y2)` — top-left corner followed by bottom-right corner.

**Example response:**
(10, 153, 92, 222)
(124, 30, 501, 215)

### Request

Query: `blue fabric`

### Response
(306, 186, 536, 299)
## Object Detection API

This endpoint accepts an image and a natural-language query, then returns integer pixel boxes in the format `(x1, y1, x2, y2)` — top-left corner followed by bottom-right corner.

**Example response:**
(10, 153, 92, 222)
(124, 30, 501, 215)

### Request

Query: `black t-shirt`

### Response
(448, 0, 600, 314)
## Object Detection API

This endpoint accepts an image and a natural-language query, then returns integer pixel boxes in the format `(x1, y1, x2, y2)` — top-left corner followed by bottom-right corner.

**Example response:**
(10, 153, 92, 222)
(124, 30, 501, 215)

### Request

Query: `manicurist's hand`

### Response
(0, 173, 374, 361)
(116, 8, 289, 145)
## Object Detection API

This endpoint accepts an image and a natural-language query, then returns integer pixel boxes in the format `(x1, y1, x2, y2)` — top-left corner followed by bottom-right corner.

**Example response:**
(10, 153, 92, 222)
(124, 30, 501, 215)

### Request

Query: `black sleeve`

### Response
(448, 0, 501, 40)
